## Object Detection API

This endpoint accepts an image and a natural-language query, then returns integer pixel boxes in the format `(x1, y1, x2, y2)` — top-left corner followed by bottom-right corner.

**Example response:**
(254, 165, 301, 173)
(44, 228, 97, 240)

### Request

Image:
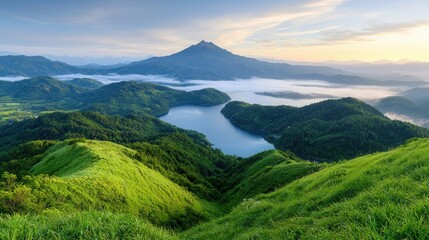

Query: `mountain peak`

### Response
(195, 40, 216, 47)
(173, 40, 231, 57)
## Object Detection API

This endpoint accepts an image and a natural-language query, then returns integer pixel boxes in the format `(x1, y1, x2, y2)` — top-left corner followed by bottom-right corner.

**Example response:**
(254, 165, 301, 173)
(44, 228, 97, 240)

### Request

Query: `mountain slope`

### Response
(4, 139, 218, 228)
(221, 98, 429, 161)
(0, 76, 85, 101)
(82, 81, 231, 116)
(220, 150, 322, 208)
(0, 55, 87, 77)
(0, 212, 178, 240)
(375, 96, 429, 125)
(402, 87, 429, 108)
(130, 133, 236, 199)
(375, 89, 429, 128)
(0, 111, 235, 199)
(109, 41, 344, 81)
(376, 96, 423, 115)
(184, 138, 429, 239)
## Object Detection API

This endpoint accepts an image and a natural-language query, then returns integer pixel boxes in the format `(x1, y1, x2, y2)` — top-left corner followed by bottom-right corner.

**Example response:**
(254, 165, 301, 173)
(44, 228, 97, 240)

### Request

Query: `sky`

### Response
(1, 0, 429, 62)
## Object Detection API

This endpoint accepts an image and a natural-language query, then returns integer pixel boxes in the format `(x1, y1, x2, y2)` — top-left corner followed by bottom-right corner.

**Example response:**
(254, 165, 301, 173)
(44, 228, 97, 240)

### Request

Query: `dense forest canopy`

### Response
(221, 98, 429, 161)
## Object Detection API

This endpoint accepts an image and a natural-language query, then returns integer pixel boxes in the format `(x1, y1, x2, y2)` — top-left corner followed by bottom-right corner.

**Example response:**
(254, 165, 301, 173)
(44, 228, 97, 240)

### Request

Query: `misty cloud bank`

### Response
(54, 74, 180, 85)
(0, 76, 28, 81)
(255, 91, 336, 100)
(33, 74, 405, 107)
(385, 112, 429, 128)
(0, 73, 407, 108)
(166, 78, 402, 107)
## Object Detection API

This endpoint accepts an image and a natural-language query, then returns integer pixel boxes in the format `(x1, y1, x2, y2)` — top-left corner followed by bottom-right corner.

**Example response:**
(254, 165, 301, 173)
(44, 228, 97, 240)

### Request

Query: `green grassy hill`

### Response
(221, 98, 429, 161)
(1, 139, 220, 228)
(3, 138, 429, 239)
(0, 111, 235, 199)
(130, 133, 236, 199)
(220, 150, 321, 208)
(183, 138, 429, 239)
(0, 211, 177, 240)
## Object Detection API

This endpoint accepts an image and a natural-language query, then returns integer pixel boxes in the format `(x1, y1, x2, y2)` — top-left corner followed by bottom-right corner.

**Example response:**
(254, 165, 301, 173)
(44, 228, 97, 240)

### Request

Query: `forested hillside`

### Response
(221, 98, 429, 161)
(81, 81, 231, 116)
(0, 56, 87, 77)
(0, 77, 231, 125)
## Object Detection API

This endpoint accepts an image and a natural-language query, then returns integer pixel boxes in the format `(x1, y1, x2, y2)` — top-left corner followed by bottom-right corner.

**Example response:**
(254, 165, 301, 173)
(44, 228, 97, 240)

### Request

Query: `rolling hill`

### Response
(3, 139, 218, 228)
(81, 81, 231, 116)
(0, 111, 235, 199)
(0, 55, 88, 77)
(183, 138, 429, 239)
(0, 77, 231, 125)
(0, 76, 86, 101)
(221, 97, 429, 161)
(376, 96, 424, 116)
(220, 150, 322, 208)
(2, 124, 429, 239)
(375, 96, 429, 125)
(375, 88, 429, 128)
(402, 87, 429, 108)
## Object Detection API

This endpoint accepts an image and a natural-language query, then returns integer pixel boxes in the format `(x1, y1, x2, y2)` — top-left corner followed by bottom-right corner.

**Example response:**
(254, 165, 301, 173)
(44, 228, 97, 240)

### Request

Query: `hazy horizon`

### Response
(1, 0, 429, 62)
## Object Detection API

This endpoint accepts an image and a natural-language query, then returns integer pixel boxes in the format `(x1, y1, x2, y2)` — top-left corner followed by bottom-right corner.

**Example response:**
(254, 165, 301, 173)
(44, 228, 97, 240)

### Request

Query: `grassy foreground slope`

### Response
(221, 98, 429, 161)
(1, 139, 218, 228)
(184, 138, 429, 239)
(0, 211, 177, 240)
(220, 150, 322, 208)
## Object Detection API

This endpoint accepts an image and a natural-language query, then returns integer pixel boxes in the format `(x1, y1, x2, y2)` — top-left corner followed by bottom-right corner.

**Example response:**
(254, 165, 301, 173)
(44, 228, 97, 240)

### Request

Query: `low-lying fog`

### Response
(55, 74, 404, 107)
(4, 73, 427, 125)
(0, 76, 28, 81)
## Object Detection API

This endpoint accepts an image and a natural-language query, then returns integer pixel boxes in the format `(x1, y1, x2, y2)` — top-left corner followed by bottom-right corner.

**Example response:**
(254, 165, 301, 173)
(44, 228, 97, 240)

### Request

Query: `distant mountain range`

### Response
(325, 61, 429, 80)
(0, 55, 90, 77)
(0, 41, 426, 86)
(281, 59, 429, 81)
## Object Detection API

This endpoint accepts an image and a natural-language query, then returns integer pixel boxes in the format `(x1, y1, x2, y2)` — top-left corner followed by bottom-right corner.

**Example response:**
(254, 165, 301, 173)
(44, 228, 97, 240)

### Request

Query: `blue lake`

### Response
(160, 104, 274, 157)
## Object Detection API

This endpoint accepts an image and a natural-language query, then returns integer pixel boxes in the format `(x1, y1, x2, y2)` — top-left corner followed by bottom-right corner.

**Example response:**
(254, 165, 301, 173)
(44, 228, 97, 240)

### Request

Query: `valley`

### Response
(1, 30, 429, 239)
